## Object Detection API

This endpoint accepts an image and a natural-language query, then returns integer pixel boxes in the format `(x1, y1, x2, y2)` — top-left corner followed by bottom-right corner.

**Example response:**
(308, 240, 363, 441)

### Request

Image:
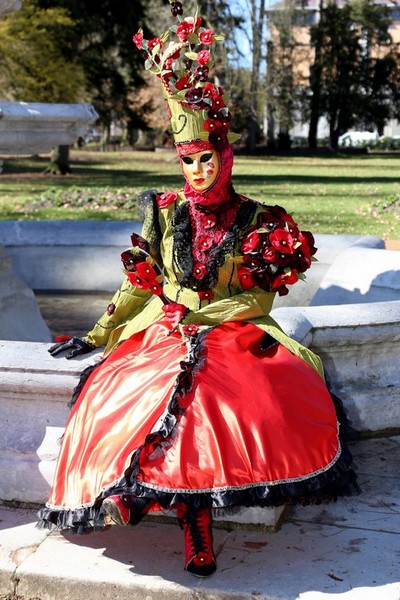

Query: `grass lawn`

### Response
(0, 149, 399, 239)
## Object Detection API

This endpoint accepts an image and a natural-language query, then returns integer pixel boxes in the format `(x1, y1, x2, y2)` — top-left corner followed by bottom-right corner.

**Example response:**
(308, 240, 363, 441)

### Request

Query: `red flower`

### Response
(193, 263, 207, 279)
(199, 29, 214, 44)
(127, 272, 145, 288)
(182, 323, 202, 336)
(156, 191, 177, 208)
(197, 235, 212, 251)
(262, 246, 276, 263)
(238, 266, 254, 290)
(240, 230, 261, 253)
(176, 21, 193, 41)
(198, 289, 214, 301)
(211, 96, 226, 110)
(298, 230, 317, 257)
(148, 37, 162, 50)
(149, 281, 163, 296)
(132, 31, 144, 50)
(201, 213, 217, 229)
(203, 118, 220, 132)
(202, 83, 220, 100)
(130, 233, 150, 252)
(175, 76, 190, 91)
(197, 49, 210, 65)
(269, 229, 296, 254)
(135, 262, 157, 282)
(271, 271, 299, 293)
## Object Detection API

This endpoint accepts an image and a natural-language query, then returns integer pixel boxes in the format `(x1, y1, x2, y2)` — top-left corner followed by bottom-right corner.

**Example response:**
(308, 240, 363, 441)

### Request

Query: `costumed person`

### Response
(38, 0, 359, 578)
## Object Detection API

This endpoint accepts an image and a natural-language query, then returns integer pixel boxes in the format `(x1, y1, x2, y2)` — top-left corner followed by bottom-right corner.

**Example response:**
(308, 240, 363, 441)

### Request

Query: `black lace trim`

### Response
(37, 331, 359, 533)
(172, 196, 258, 291)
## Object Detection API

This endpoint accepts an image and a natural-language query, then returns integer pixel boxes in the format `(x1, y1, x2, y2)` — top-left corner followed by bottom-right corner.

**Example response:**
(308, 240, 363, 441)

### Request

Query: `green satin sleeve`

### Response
(83, 277, 152, 348)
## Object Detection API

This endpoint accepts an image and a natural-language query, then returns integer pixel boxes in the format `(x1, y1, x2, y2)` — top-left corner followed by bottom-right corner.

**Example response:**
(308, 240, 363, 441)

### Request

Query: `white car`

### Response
(338, 131, 379, 147)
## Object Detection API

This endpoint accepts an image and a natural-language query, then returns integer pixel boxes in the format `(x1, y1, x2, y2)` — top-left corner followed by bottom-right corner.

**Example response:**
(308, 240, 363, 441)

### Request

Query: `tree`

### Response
(308, 0, 399, 149)
(0, 0, 85, 102)
(36, 0, 149, 143)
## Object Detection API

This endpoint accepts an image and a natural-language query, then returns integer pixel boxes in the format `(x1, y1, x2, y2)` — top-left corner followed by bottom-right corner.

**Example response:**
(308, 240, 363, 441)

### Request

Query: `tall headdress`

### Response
(132, 1, 240, 151)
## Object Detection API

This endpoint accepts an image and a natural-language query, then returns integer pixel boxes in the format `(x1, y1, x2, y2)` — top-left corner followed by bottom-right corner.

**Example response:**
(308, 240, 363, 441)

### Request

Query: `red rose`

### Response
(132, 31, 144, 50)
(149, 281, 163, 296)
(197, 50, 210, 65)
(177, 21, 193, 41)
(198, 289, 214, 301)
(299, 230, 317, 257)
(200, 213, 217, 229)
(202, 83, 219, 100)
(135, 262, 157, 282)
(193, 263, 207, 279)
(197, 235, 212, 251)
(262, 246, 276, 262)
(148, 37, 162, 50)
(175, 76, 189, 90)
(203, 118, 220, 132)
(271, 271, 299, 293)
(156, 191, 177, 208)
(182, 323, 202, 336)
(238, 266, 254, 290)
(240, 231, 261, 253)
(269, 229, 296, 254)
(199, 29, 213, 44)
(128, 272, 146, 288)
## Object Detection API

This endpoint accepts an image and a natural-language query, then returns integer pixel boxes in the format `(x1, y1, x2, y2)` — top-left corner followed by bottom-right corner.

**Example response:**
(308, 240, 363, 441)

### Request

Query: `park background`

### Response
(0, 0, 399, 240)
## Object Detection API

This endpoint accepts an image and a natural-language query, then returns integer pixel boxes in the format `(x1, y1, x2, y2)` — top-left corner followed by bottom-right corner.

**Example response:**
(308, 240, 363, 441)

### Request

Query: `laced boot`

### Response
(177, 505, 216, 577)
(103, 494, 132, 526)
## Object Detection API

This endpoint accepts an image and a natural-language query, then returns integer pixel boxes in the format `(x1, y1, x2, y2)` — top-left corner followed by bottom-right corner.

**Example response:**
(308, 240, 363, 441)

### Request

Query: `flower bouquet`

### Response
(121, 233, 169, 304)
(238, 205, 317, 296)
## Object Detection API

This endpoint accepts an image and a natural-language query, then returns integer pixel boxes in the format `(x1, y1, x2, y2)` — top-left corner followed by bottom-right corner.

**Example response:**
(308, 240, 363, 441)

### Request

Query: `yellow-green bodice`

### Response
(83, 191, 324, 378)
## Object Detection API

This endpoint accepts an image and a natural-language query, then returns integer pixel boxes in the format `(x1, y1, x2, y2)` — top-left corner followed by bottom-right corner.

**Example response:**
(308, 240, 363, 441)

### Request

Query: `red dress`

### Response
(38, 195, 357, 532)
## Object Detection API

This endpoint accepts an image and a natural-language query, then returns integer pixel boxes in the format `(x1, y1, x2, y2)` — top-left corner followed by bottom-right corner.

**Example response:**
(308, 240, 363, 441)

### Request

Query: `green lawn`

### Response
(1, 149, 399, 239)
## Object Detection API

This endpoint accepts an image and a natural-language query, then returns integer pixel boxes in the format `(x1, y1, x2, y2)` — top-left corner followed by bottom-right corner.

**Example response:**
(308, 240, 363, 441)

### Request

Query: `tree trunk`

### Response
(44, 145, 71, 175)
(308, 0, 324, 149)
(246, 0, 266, 153)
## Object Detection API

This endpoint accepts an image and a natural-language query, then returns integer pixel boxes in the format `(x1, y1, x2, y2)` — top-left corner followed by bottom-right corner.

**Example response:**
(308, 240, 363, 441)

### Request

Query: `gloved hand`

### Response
(162, 302, 189, 329)
(48, 337, 96, 359)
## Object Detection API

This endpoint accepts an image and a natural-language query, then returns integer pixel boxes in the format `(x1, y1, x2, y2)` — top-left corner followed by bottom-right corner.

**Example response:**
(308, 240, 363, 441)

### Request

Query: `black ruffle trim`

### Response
(37, 331, 360, 533)
(172, 196, 258, 291)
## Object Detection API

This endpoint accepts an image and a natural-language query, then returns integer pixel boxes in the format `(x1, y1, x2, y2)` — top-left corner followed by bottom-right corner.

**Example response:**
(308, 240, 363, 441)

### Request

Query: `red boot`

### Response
(103, 494, 131, 526)
(177, 506, 216, 577)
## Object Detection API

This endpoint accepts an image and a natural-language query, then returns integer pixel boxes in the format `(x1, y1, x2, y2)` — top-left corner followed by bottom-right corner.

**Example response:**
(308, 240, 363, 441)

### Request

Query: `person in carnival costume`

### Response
(38, 0, 359, 578)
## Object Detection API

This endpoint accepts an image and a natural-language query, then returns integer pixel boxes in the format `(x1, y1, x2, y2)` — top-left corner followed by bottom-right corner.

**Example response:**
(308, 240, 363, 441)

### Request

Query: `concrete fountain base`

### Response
(0, 222, 399, 529)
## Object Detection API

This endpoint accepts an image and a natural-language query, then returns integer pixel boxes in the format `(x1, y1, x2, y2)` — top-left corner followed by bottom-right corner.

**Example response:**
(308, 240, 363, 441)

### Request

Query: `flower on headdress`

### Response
(197, 50, 210, 66)
(132, 31, 144, 50)
(208, 127, 229, 150)
(185, 87, 204, 108)
(203, 118, 220, 132)
(175, 76, 190, 90)
(148, 37, 162, 51)
(170, 1, 183, 17)
(193, 65, 209, 81)
(176, 21, 193, 41)
(199, 29, 214, 44)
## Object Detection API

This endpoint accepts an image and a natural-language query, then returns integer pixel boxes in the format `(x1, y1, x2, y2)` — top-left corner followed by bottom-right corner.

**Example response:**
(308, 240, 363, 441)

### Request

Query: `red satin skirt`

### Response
(47, 319, 341, 516)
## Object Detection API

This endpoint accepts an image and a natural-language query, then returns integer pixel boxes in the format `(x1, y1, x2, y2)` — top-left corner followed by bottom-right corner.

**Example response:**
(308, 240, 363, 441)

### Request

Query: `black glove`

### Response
(48, 337, 96, 359)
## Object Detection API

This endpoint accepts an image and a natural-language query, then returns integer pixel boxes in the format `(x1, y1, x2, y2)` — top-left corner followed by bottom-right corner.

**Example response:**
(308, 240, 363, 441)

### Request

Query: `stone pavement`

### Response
(0, 436, 399, 600)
